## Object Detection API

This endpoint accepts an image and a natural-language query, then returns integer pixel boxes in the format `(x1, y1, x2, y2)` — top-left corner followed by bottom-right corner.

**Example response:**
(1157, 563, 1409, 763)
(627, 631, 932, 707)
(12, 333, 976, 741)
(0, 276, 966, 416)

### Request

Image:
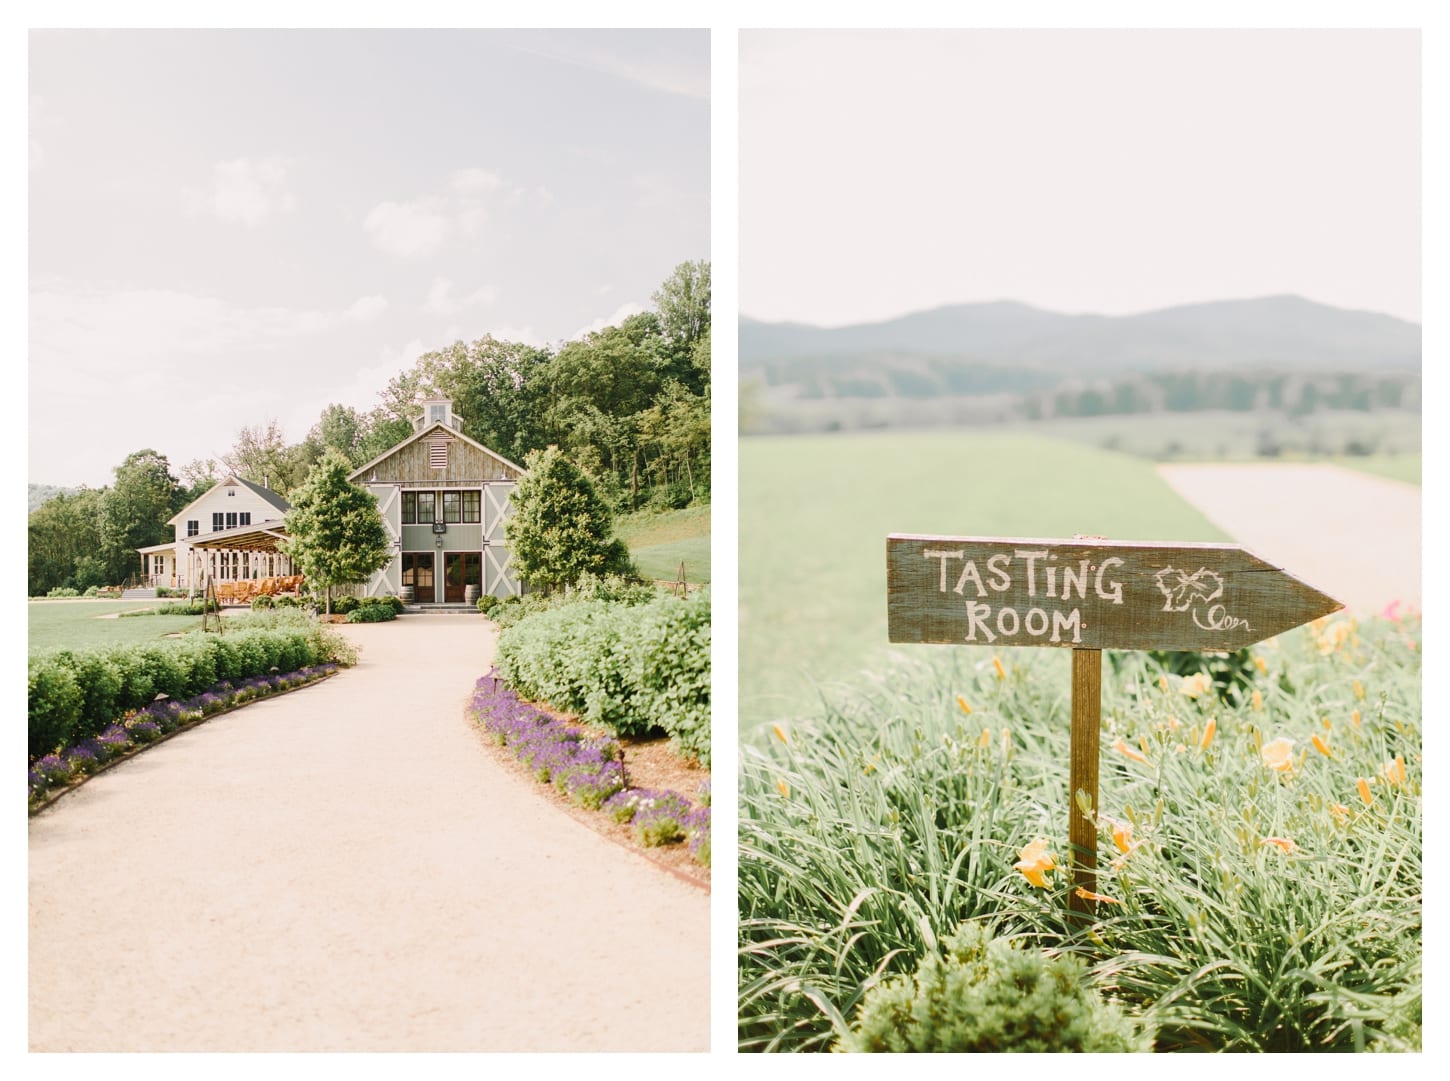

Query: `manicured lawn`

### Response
(739, 432, 1230, 730)
(617, 505, 711, 585)
(28, 598, 223, 654)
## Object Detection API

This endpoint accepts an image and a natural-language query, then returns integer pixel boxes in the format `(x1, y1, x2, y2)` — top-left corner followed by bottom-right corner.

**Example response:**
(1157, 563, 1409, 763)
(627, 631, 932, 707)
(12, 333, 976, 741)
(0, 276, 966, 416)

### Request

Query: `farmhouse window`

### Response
(226, 512, 238, 529)
(187, 520, 199, 537)
(443, 491, 461, 523)
(212, 512, 224, 532)
(240, 512, 251, 526)
(462, 490, 480, 523)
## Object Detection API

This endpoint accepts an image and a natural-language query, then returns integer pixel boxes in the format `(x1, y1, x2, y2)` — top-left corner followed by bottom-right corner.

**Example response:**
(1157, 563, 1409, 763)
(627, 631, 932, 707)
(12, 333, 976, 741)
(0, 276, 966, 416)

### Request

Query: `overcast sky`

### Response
(740, 29, 1421, 328)
(28, 28, 709, 488)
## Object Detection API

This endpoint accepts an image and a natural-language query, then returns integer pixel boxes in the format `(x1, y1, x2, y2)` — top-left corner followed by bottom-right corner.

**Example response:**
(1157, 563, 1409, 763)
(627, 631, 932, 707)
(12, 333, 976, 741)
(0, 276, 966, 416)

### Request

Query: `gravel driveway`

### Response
(28, 614, 709, 1052)
(1156, 462, 1421, 616)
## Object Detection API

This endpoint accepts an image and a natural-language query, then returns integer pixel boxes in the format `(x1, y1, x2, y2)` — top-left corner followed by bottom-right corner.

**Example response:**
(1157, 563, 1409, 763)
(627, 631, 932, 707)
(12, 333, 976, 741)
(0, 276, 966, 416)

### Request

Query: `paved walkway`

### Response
(28, 615, 709, 1052)
(1157, 463, 1421, 617)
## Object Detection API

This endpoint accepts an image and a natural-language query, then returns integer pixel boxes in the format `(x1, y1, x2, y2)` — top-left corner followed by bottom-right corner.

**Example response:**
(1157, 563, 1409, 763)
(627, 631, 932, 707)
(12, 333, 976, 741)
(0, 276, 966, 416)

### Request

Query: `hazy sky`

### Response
(28, 29, 709, 487)
(740, 29, 1421, 327)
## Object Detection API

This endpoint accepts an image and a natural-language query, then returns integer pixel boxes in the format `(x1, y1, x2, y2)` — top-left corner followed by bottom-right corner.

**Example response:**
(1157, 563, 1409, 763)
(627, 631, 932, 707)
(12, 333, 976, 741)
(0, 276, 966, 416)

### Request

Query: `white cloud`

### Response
(450, 168, 504, 194)
(425, 278, 499, 315)
(189, 157, 296, 228)
(345, 295, 389, 322)
(571, 302, 646, 340)
(363, 199, 448, 258)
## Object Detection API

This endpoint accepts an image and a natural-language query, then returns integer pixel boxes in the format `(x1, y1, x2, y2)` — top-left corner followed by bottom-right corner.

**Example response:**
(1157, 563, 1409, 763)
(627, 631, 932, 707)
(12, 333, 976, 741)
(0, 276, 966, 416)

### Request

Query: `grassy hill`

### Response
(615, 504, 710, 586)
(740, 431, 1231, 730)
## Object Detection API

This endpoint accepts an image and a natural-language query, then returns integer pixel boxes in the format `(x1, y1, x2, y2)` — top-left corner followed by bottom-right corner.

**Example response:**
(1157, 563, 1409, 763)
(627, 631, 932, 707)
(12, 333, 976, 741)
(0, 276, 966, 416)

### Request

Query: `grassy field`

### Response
(1334, 452, 1421, 485)
(739, 432, 1232, 730)
(616, 504, 711, 585)
(27, 599, 249, 654)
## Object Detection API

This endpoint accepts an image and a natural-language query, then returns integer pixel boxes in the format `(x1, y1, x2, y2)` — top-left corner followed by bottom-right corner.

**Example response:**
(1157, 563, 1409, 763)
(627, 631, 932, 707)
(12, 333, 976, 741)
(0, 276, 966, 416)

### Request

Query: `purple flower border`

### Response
(27, 664, 340, 809)
(469, 669, 711, 868)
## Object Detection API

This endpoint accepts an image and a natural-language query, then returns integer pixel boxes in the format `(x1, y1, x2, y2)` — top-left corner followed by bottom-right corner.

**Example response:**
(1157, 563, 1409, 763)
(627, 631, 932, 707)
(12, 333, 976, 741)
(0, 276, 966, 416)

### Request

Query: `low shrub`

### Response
(477, 594, 501, 615)
(839, 923, 1155, 1053)
(251, 594, 275, 610)
(345, 601, 397, 623)
(28, 659, 83, 757)
(46, 587, 80, 598)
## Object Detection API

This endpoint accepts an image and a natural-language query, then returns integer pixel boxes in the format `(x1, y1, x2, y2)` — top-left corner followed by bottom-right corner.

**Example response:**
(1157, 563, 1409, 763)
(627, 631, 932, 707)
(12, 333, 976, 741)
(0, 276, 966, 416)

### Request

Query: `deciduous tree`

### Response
(282, 449, 392, 614)
(504, 446, 634, 592)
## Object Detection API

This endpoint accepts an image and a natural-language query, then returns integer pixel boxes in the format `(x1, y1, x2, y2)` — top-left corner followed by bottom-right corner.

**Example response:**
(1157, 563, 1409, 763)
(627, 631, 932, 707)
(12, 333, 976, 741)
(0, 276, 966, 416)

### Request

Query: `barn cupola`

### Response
(413, 397, 464, 433)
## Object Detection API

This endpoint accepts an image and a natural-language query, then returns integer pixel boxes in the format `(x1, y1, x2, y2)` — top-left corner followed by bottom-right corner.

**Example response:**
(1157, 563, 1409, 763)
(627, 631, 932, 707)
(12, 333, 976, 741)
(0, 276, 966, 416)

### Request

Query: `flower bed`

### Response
(469, 670, 710, 868)
(27, 663, 340, 811)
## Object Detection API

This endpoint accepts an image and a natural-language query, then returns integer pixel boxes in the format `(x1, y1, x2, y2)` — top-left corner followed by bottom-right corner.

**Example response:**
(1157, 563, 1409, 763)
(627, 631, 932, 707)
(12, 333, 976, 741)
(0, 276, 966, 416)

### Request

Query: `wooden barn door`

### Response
(482, 483, 522, 596)
(368, 485, 403, 597)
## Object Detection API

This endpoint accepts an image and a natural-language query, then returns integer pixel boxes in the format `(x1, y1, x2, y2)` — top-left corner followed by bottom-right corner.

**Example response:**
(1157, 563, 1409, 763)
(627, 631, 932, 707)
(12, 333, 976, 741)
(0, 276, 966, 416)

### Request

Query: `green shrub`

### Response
(54, 651, 124, 741)
(251, 594, 275, 610)
(345, 601, 396, 623)
(840, 923, 1155, 1053)
(83, 585, 100, 597)
(330, 595, 360, 615)
(28, 657, 83, 757)
(477, 593, 501, 615)
(46, 587, 80, 598)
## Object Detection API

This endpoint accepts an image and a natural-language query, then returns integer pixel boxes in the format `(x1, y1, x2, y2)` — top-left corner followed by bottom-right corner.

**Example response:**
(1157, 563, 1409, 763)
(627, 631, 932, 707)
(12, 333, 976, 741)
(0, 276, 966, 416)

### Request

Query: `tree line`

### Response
(28, 261, 710, 595)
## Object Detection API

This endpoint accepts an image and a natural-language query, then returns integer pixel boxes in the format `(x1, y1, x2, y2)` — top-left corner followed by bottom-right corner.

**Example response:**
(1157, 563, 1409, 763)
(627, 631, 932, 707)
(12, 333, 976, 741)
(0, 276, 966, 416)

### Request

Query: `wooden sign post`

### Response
(886, 534, 1342, 914)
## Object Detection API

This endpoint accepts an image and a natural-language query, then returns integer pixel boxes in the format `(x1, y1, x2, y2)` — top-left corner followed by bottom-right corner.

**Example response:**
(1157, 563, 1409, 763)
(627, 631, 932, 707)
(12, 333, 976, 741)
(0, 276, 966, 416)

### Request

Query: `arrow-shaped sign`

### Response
(888, 534, 1342, 652)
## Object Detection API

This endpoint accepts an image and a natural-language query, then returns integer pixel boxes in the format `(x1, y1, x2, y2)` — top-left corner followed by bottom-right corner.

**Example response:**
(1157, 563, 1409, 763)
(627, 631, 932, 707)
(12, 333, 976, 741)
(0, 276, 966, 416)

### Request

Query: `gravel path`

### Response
(28, 615, 709, 1052)
(1156, 463, 1421, 617)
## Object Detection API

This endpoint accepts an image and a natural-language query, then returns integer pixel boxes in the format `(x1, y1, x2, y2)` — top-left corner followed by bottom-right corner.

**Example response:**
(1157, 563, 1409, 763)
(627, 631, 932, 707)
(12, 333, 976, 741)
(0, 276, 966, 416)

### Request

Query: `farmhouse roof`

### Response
(167, 475, 291, 527)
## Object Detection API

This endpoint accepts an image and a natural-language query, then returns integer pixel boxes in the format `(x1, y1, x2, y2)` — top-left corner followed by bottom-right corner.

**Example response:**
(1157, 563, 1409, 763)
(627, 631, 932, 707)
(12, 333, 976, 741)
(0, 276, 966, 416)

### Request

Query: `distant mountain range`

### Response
(740, 295, 1420, 373)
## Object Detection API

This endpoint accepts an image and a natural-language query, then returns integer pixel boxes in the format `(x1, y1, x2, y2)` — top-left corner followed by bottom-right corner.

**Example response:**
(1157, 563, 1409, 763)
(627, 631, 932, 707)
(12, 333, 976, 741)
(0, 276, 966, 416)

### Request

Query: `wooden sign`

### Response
(888, 534, 1341, 651)
(886, 532, 1342, 916)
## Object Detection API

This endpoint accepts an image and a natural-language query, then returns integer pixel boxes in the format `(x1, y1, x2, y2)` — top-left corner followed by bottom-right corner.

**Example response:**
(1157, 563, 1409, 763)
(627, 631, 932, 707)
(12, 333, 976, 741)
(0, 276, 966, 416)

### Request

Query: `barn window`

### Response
(462, 490, 480, 523)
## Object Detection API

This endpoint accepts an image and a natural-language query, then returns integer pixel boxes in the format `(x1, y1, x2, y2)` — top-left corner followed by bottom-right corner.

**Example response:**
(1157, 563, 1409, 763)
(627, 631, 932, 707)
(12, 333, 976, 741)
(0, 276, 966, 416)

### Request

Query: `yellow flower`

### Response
(776, 779, 790, 798)
(772, 724, 788, 745)
(1316, 619, 1353, 655)
(1199, 716, 1217, 750)
(1261, 836, 1298, 854)
(978, 728, 992, 748)
(1254, 655, 1268, 674)
(1158, 675, 1170, 692)
(1110, 819, 1134, 854)
(1351, 709, 1362, 728)
(1074, 887, 1123, 905)
(1261, 737, 1295, 773)
(1357, 777, 1374, 806)
(1181, 672, 1213, 699)
(1311, 734, 1332, 757)
(993, 655, 1006, 681)
(956, 695, 973, 715)
(1113, 738, 1148, 764)
(1382, 755, 1406, 787)
(1329, 802, 1350, 820)
(1250, 689, 1263, 711)
(1014, 837, 1057, 888)
(1353, 680, 1365, 700)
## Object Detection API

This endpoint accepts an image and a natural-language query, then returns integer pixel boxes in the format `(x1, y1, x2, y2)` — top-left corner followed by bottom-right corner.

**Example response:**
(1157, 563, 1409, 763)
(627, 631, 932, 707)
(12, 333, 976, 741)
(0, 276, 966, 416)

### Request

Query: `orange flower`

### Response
(1250, 689, 1263, 711)
(1353, 680, 1365, 700)
(1261, 837, 1298, 854)
(1254, 655, 1268, 674)
(956, 695, 973, 716)
(1074, 887, 1123, 905)
(1311, 734, 1332, 757)
(978, 728, 992, 748)
(1180, 672, 1213, 699)
(1261, 737, 1295, 773)
(1357, 777, 1374, 806)
(776, 779, 790, 798)
(1351, 709, 1362, 728)
(993, 655, 1006, 681)
(1329, 802, 1350, 820)
(1158, 675, 1170, 692)
(772, 724, 789, 745)
(1381, 755, 1406, 787)
(1114, 738, 1147, 764)
(1014, 837, 1057, 888)
(1110, 819, 1134, 854)
(1199, 716, 1217, 750)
